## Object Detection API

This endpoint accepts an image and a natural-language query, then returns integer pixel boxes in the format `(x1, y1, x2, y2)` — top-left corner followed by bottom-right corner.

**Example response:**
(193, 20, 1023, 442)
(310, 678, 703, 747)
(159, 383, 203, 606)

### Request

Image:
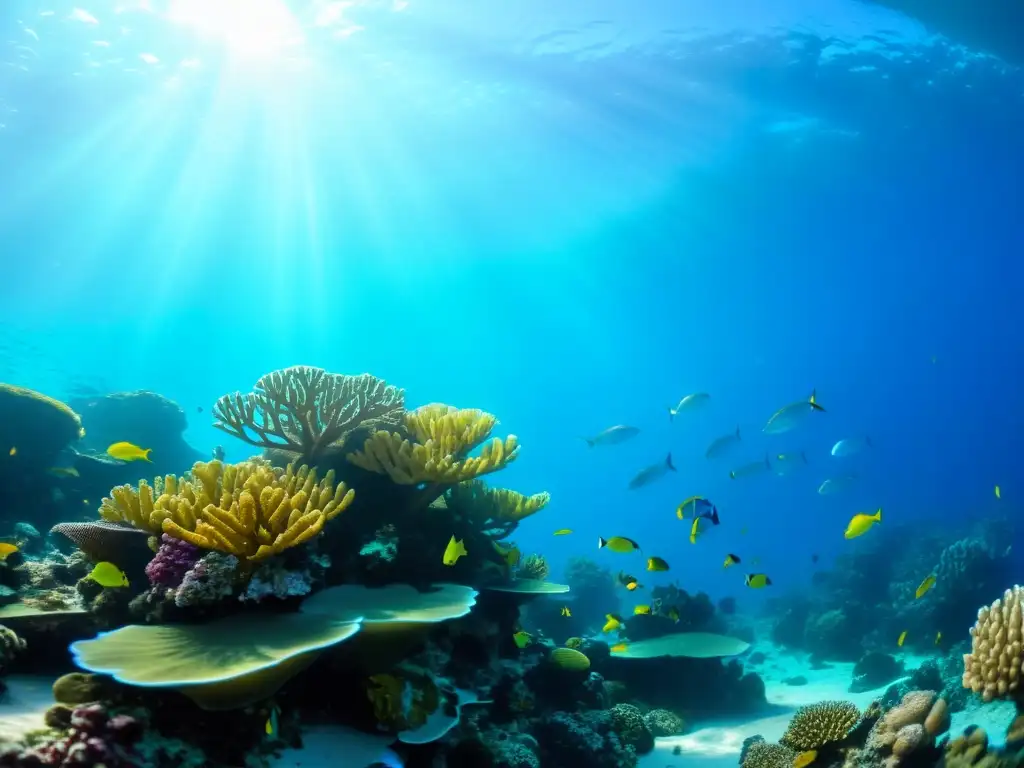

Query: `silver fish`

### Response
(830, 437, 871, 457)
(729, 455, 772, 479)
(668, 392, 710, 420)
(628, 453, 676, 490)
(763, 390, 825, 435)
(582, 425, 640, 448)
(705, 427, 741, 459)
(818, 475, 858, 495)
(774, 451, 808, 476)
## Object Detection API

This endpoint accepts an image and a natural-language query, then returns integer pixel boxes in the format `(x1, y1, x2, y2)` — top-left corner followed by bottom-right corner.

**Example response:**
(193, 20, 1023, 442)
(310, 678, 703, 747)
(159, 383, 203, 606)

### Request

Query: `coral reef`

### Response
(780, 700, 861, 750)
(0, 704, 142, 767)
(963, 585, 1024, 702)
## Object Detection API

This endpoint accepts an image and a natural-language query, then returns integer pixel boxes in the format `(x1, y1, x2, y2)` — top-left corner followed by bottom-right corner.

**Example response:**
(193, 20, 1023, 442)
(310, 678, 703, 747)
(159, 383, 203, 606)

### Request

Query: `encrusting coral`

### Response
(963, 585, 1024, 702)
(212, 366, 405, 461)
(780, 700, 861, 750)
(100, 460, 354, 562)
(347, 404, 520, 489)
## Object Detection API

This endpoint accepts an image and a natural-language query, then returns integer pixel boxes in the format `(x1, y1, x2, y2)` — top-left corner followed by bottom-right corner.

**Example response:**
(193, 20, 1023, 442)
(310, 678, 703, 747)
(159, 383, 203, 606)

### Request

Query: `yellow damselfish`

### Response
(443, 535, 468, 566)
(86, 561, 129, 588)
(513, 631, 532, 649)
(844, 508, 881, 539)
(0, 543, 19, 560)
(897, 630, 907, 647)
(561, 606, 571, 617)
(634, 604, 651, 615)
(602, 614, 624, 633)
(915, 574, 936, 599)
(744, 573, 771, 589)
(724, 553, 741, 568)
(106, 441, 152, 462)
(492, 541, 520, 567)
(646, 556, 669, 572)
(599, 536, 641, 554)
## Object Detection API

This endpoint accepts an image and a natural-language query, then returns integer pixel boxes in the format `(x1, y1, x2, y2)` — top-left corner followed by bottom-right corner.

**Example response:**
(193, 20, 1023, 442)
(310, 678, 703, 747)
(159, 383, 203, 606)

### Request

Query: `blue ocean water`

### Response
(0, 0, 1021, 610)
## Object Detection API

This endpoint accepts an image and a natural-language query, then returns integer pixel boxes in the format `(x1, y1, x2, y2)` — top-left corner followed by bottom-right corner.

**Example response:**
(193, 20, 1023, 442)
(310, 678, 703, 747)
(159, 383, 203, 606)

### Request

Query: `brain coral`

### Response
(781, 701, 861, 750)
(963, 586, 1024, 702)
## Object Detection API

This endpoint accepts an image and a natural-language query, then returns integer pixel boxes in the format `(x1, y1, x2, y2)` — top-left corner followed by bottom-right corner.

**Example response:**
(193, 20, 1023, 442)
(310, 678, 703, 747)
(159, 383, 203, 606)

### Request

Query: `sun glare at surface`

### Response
(167, 0, 303, 59)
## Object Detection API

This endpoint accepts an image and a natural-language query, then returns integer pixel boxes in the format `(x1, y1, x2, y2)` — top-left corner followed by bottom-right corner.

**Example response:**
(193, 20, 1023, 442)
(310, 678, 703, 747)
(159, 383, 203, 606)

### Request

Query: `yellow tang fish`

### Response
(8, 447, 16, 457)
(844, 508, 881, 539)
(512, 631, 532, 649)
(634, 604, 651, 615)
(646, 556, 670, 572)
(602, 614, 624, 633)
(793, 750, 817, 768)
(897, 630, 907, 647)
(915, 574, 936, 599)
(443, 535, 468, 566)
(0, 543, 19, 560)
(610, 642, 629, 653)
(560, 606, 571, 617)
(599, 536, 641, 554)
(724, 553, 741, 568)
(553, 529, 573, 536)
(106, 441, 152, 462)
(745, 573, 772, 589)
(995, 485, 1001, 499)
(86, 561, 129, 588)
(935, 631, 942, 646)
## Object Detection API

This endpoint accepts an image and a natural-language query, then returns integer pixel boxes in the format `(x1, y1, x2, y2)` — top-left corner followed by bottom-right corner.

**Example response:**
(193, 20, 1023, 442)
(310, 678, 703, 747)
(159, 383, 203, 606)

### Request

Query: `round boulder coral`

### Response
(963, 586, 1024, 702)
(742, 741, 797, 768)
(781, 701, 861, 750)
(610, 703, 655, 754)
(644, 709, 685, 737)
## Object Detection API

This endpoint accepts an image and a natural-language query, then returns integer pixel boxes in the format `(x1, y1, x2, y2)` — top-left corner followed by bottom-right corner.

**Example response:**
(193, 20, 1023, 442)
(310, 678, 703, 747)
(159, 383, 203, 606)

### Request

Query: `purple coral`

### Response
(145, 534, 201, 589)
(174, 552, 238, 608)
(0, 704, 142, 766)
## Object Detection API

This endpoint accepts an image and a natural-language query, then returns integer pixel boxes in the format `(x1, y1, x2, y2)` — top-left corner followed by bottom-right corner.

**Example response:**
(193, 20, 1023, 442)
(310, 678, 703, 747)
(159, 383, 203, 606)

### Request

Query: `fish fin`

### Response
(710, 509, 720, 526)
(598, 537, 606, 549)
(142, 449, 153, 462)
(808, 389, 826, 411)
(665, 453, 676, 471)
(875, 507, 882, 522)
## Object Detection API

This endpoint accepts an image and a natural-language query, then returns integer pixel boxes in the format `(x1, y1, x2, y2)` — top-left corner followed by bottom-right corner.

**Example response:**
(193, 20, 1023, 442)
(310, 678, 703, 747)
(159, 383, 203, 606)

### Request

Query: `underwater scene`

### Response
(1, 0, 1022, 766)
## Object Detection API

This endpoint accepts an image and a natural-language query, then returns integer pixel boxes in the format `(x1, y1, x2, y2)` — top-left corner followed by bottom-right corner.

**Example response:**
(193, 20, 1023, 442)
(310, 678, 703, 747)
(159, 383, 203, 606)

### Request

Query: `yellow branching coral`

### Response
(447, 480, 550, 523)
(100, 460, 354, 562)
(963, 586, 1024, 702)
(213, 366, 405, 460)
(781, 701, 860, 750)
(347, 404, 520, 485)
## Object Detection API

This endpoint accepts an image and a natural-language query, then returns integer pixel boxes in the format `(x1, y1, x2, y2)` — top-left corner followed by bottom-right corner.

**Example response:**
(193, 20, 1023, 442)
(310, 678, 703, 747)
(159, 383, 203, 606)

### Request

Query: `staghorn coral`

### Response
(781, 700, 861, 750)
(518, 554, 550, 582)
(741, 741, 798, 768)
(213, 366, 404, 460)
(348, 404, 520, 489)
(963, 585, 1024, 702)
(101, 460, 354, 562)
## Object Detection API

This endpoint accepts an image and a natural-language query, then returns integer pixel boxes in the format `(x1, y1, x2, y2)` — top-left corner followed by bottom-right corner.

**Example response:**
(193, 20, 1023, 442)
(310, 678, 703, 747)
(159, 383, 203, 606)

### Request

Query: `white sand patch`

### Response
(0, 675, 57, 742)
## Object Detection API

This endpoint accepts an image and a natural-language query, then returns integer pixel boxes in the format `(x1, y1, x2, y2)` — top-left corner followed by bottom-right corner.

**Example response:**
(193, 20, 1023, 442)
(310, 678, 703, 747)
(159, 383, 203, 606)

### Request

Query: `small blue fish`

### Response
(628, 453, 676, 490)
(582, 425, 640, 448)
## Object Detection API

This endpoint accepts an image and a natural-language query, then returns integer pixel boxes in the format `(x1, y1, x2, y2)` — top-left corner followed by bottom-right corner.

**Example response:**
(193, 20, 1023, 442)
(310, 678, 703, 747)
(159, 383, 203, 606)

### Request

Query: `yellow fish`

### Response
(443, 535, 468, 566)
(599, 536, 641, 554)
(724, 553, 741, 568)
(86, 561, 129, 588)
(793, 750, 817, 768)
(634, 604, 651, 615)
(106, 441, 152, 462)
(617, 572, 642, 591)
(995, 485, 1001, 499)
(265, 705, 279, 737)
(512, 631, 532, 649)
(610, 642, 629, 653)
(664, 606, 680, 623)
(935, 631, 942, 646)
(560, 606, 571, 617)
(897, 630, 907, 647)
(646, 556, 670, 572)
(7, 447, 15, 457)
(0, 543, 19, 560)
(844, 508, 881, 539)
(915, 574, 936, 599)
(689, 516, 707, 544)
(602, 613, 624, 633)
(745, 573, 771, 589)
(553, 529, 573, 536)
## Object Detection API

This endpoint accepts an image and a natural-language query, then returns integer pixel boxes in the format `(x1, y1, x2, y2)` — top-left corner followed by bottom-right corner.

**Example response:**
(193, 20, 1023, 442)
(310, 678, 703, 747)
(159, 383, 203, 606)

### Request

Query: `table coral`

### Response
(213, 366, 405, 461)
(101, 459, 354, 562)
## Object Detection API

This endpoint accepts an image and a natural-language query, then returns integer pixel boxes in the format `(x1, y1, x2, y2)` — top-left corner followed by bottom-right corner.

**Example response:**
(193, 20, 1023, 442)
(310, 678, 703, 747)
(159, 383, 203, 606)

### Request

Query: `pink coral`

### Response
(0, 704, 142, 766)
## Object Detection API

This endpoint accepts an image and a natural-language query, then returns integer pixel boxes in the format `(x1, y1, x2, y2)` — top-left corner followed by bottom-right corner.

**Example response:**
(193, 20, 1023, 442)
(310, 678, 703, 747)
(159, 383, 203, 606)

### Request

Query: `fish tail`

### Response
(875, 507, 882, 522)
(142, 449, 152, 462)
(598, 537, 606, 549)
(809, 389, 826, 411)
(578, 436, 595, 448)
(667, 406, 675, 422)
(665, 453, 676, 471)
(710, 509, 720, 526)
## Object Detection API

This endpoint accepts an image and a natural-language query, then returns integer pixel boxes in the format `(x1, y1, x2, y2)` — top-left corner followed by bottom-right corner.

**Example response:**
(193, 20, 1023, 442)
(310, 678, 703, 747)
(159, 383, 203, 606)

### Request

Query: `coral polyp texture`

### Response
(741, 740, 797, 768)
(100, 459, 354, 562)
(963, 585, 1024, 702)
(347, 403, 519, 486)
(780, 700, 861, 750)
(212, 366, 405, 461)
